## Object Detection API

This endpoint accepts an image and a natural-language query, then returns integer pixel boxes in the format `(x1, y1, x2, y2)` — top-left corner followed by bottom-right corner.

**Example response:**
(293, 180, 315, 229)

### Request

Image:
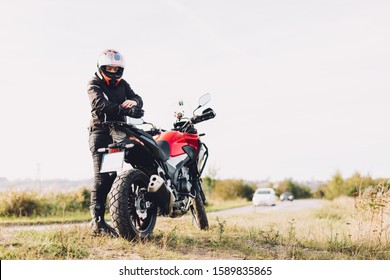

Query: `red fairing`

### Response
(156, 131, 199, 157)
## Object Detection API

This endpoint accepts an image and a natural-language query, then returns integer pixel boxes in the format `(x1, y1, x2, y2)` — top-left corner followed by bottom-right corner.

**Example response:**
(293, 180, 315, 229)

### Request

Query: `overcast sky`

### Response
(1, 0, 389, 182)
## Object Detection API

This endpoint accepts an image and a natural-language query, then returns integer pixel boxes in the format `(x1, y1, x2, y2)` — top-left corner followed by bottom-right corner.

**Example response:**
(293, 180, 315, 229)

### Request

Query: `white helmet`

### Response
(97, 49, 125, 86)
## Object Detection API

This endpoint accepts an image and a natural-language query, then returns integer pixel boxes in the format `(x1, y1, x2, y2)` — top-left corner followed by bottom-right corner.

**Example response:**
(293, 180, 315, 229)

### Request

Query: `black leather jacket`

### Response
(87, 72, 143, 133)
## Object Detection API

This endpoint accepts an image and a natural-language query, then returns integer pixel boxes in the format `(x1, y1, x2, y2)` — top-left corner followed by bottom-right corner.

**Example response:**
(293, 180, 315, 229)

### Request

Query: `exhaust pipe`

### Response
(148, 175, 174, 215)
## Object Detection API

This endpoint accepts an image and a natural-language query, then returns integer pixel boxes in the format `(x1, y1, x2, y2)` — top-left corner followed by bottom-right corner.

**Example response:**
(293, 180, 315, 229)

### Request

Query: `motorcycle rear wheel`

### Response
(190, 191, 209, 230)
(109, 169, 157, 240)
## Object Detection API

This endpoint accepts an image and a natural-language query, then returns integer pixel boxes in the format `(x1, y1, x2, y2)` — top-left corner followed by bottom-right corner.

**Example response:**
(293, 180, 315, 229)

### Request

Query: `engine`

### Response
(170, 167, 193, 217)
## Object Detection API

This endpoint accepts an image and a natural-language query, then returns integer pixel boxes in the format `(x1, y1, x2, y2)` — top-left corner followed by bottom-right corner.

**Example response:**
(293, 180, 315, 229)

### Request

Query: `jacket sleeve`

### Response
(124, 81, 143, 108)
(87, 79, 126, 116)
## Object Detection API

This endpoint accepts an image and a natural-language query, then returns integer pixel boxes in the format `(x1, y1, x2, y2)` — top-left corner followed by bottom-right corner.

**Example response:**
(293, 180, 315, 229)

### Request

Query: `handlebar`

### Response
(191, 109, 216, 124)
(145, 127, 165, 136)
(103, 107, 215, 136)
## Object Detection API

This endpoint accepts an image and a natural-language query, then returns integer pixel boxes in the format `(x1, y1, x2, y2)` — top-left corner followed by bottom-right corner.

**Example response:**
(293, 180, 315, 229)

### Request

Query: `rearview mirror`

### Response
(198, 93, 211, 107)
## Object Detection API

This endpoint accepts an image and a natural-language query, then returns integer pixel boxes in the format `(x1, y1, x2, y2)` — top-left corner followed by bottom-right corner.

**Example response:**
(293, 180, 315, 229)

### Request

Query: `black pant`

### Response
(88, 131, 116, 207)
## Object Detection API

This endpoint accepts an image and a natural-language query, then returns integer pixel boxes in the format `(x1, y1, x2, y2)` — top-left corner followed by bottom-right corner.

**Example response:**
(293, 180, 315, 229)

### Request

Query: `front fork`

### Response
(192, 177, 207, 204)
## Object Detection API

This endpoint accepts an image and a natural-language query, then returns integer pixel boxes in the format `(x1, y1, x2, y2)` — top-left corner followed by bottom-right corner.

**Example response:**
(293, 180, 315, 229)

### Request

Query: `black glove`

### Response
(125, 106, 144, 118)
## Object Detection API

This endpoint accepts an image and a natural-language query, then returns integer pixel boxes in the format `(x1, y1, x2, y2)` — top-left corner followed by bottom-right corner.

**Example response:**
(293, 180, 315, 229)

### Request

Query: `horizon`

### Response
(0, 170, 384, 184)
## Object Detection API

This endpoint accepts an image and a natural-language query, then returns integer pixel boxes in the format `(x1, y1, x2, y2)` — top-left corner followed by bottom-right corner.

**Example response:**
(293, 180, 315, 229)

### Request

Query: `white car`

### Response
(252, 188, 276, 206)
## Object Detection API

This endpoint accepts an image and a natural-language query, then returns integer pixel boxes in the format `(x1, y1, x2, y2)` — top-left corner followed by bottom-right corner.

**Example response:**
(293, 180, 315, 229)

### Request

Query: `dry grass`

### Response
(354, 183, 390, 244)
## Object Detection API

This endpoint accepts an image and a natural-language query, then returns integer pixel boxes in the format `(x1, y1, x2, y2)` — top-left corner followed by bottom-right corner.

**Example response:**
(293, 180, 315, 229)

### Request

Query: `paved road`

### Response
(209, 199, 324, 216)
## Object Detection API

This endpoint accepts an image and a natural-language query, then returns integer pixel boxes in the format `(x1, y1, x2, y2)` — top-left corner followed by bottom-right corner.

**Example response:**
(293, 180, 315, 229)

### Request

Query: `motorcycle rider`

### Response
(87, 49, 144, 235)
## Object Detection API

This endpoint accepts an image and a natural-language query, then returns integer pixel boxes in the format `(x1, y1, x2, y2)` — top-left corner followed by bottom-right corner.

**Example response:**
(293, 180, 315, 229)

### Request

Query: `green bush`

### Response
(211, 179, 256, 201)
(0, 190, 40, 217)
(276, 179, 312, 199)
(321, 172, 389, 200)
(0, 188, 91, 217)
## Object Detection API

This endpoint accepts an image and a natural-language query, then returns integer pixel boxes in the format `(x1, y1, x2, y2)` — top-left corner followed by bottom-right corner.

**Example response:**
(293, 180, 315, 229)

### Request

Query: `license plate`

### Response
(100, 151, 125, 173)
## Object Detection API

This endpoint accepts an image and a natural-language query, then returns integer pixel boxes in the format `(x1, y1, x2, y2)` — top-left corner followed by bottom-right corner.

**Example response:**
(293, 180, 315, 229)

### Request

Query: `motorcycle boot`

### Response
(90, 204, 118, 237)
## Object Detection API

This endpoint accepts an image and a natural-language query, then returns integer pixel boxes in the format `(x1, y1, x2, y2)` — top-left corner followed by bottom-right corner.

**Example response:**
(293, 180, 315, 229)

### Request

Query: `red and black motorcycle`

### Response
(99, 93, 216, 240)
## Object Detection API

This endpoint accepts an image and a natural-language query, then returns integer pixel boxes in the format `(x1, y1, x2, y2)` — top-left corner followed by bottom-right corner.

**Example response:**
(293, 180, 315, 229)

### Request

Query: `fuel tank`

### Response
(155, 131, 199, 157)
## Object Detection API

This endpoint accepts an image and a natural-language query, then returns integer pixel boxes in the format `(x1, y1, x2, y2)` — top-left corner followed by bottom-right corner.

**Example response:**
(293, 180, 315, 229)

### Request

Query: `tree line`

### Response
(1, 172, 388, 217)
(202, 171, 390, 201)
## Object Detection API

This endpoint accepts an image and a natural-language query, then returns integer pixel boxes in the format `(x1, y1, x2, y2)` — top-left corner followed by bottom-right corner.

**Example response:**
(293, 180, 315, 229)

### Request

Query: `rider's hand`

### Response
(122, 100, 137, 109)
(125, 107, 144, 118)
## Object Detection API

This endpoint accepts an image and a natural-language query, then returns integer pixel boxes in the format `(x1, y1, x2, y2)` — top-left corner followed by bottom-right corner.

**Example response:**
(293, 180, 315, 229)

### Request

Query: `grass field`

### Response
(1, 190, 389, 260)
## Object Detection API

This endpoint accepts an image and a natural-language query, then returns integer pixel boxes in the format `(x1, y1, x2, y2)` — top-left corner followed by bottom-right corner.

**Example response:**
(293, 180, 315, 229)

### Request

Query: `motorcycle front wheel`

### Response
(190, 190, 209, 230)
(109, 169, 157, 240)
